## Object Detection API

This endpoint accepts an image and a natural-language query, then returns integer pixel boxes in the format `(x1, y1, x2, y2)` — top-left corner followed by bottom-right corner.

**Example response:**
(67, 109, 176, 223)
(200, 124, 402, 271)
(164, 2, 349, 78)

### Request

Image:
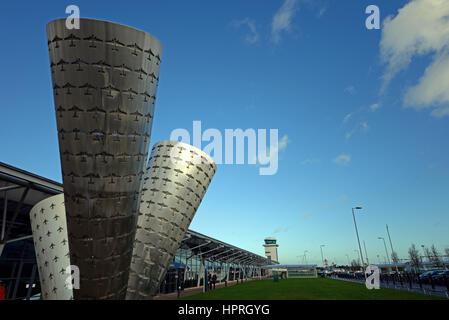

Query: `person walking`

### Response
(207, 272, 211, 291)
(212, 272, 217, 290)
(177, 280, 184, 298)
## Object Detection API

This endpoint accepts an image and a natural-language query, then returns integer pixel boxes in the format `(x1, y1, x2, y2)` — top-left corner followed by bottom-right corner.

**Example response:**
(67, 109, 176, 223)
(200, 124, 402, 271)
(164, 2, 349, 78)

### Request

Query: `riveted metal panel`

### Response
(126, 141, 216, 299)
(46, 18, 162, 299)
(30, 194, 72, 300)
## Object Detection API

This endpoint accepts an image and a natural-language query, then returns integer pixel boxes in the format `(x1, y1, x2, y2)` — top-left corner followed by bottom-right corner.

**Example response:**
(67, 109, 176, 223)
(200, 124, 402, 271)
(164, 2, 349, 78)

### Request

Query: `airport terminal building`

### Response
(0, 162, 268, 300)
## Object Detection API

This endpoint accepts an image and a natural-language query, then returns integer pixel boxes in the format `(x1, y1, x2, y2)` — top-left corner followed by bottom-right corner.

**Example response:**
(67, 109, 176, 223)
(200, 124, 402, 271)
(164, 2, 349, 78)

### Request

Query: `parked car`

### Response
(419, 270, 441, 281)
(431, 270, 449, 281)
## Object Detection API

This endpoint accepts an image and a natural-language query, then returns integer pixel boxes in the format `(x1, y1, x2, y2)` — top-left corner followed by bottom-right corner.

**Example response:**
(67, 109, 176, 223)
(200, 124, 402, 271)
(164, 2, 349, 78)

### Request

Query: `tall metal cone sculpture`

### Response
(47, 18, 162, 299)
(126, 141, 216, 299)
(30, 194, 73, 300)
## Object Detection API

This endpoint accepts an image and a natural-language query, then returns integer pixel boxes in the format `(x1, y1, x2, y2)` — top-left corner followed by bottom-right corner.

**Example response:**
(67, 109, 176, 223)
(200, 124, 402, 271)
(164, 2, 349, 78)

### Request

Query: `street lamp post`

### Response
(378, 237, 391, 264)
(354, 250, 362, 271)
(304, 250, 308, 265)
(386, 224, 399, 274)
(346, 254, 350, 266)
(320, 245, 325, 267)
(352, 207, 365, 267)
(363, 240, 370, 265)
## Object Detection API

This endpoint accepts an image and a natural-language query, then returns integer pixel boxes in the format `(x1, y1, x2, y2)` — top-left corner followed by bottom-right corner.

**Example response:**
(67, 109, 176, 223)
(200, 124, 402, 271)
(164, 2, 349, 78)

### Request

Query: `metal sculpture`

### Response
(30, 194, 72, 300)
(47, 18, 162, 299)
(126, 141, 216, 299)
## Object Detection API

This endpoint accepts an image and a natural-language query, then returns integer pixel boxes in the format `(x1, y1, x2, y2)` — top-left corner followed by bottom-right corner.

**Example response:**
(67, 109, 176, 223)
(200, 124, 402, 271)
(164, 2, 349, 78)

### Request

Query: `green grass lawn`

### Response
(180, 278, 445, 300)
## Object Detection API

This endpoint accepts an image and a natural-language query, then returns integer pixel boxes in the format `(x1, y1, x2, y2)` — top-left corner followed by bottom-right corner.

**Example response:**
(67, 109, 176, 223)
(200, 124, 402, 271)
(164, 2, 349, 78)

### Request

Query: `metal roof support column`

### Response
(11, 260, 24, 300)
(219, 262, 223, 282)
(5, 262, 17, 300)
(1, 191, 7, 245)
(203, 258, 208, 293)
(238, 263, 242, 281)
(183, 251, 189, 281)
(197, 257, 204, 288)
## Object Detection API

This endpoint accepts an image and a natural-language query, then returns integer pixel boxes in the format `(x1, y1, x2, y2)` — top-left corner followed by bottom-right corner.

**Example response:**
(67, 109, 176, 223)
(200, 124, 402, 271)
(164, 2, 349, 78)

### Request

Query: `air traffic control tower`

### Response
(263, 238, 279, 263)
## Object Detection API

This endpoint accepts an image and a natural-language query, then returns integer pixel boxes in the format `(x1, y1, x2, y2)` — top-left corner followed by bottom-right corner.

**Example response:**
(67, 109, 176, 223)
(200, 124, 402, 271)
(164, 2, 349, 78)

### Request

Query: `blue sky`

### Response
(1, 0, 448, 265)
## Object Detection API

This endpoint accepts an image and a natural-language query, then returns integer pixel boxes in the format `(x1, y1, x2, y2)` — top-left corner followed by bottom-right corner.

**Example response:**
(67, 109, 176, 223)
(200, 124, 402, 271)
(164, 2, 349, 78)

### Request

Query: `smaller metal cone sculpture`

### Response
(30, 194, 73, 300)
(126, 141, 216, 299)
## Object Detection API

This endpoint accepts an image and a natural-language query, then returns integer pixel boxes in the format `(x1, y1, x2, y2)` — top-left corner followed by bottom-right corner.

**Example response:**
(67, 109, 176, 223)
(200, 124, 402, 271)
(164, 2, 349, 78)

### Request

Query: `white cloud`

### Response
(428, 162, 438, 169)
(278, 134, 289, 152)
(345, 130, 356, 140)
(271, 0, 299, 44)
(301, 213, 311, 220)
(253, 134, 289, 166)
(361, 121, 369, 130)
(403, 53, 449, 113)
(343, 113, 353, 124)
(274, 226, 289, 233)
(343, 104, 377, 140)
(345, 131, 353, 140)
(301, 0, 328, 18)
(431, 106, 449, 117)
(333, 154, 351, 166)
(380, 0, 449, 117)
(345, 122, 369, 140)
(370, 103, 381, 112)
(231, 18, 260, 45)
(344, 85, 356, 95)
(300, 158, 320, 165)
(318, 6, 327, 17)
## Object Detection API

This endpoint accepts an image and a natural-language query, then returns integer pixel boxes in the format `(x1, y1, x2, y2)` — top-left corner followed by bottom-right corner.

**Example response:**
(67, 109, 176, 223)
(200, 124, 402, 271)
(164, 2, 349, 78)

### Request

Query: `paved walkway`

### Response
(154, 277, 264, 300)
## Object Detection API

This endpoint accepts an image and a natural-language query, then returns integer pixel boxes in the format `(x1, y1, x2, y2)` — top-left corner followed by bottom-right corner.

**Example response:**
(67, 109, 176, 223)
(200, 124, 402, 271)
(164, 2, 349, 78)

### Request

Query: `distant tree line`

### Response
(407, 244, 449, 271)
